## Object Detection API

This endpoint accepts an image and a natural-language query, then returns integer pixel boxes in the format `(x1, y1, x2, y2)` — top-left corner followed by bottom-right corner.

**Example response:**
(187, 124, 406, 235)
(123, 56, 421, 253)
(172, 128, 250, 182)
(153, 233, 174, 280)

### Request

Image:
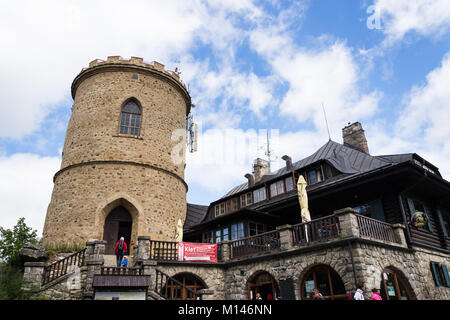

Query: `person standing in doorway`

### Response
(115, 237, 127, 267)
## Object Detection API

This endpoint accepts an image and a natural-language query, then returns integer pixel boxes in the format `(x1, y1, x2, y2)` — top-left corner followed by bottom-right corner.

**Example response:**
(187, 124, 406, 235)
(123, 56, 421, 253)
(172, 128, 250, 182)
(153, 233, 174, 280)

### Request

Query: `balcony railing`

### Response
(100, 267, 144, 276)
(137, 209, 405, 264)
(356, 214, 399, 243)
(229, 230, 281, 259)
(42, 248, 86, 285)
(149, 240, 178, 261)
(292, 215, 341, 245)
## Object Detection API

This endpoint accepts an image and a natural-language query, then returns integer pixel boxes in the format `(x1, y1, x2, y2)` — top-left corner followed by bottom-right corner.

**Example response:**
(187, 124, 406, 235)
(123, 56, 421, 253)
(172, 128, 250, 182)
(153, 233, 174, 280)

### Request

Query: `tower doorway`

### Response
(103, 206, 133, 255)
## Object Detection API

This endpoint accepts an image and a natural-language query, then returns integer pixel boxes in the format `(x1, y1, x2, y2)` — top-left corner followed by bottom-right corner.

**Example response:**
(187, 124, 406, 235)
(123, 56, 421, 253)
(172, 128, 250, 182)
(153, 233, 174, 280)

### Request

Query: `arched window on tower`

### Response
(119, 99, 141, 135)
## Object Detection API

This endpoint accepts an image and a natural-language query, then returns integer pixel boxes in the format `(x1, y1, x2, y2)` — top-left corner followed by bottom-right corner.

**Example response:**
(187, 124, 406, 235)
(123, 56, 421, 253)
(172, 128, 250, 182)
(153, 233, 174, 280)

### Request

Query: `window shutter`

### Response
(437, 209, 448, 238)
(423, 205, 434, 232)
(441, 265, 450, 287)
(406, 198, 415, 216)
(430, 262, 441, 286)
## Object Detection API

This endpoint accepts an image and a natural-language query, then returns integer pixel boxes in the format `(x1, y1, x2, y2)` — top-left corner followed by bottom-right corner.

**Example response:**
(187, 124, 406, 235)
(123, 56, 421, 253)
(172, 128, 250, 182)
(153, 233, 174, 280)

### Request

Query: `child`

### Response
(121, 256, 128, 268)
(371, 288, 382, 300)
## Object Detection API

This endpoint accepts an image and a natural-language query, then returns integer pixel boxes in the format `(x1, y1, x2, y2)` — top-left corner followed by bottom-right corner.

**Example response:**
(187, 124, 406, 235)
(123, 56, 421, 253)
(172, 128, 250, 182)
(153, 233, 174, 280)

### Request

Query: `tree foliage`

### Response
(0, 217, 38, 267)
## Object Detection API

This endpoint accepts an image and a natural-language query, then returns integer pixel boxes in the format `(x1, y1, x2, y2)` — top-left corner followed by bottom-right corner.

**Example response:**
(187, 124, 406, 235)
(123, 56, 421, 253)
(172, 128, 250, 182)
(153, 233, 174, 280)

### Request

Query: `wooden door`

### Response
(103, 220, 119, 254)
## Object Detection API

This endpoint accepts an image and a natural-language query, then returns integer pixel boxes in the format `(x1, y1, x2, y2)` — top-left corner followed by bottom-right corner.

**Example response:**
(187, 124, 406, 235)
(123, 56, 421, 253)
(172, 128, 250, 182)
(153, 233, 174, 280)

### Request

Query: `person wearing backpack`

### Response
(115, 237, 128, 267)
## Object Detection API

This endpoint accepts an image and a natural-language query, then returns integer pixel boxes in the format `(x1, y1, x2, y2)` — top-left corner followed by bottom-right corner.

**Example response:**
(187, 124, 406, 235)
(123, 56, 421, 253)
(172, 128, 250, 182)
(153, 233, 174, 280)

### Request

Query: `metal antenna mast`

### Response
(322, 103, 331, 141)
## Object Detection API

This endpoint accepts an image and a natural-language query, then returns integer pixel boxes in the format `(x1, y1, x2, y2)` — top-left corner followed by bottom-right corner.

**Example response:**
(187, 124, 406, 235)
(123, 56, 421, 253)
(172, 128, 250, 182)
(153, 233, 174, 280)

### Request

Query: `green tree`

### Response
(0, 217, 38, 267)
(0, 218, 40, 299)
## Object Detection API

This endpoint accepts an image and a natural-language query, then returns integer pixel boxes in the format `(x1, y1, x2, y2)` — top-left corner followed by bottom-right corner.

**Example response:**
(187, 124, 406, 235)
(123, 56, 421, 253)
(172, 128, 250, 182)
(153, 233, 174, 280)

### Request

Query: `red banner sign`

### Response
(177, 242, 218, 263)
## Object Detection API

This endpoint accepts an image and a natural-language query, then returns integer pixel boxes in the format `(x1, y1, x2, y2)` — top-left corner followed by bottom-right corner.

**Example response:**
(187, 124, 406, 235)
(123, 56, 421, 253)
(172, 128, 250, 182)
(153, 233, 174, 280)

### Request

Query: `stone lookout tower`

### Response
(42, 56, 191, 253)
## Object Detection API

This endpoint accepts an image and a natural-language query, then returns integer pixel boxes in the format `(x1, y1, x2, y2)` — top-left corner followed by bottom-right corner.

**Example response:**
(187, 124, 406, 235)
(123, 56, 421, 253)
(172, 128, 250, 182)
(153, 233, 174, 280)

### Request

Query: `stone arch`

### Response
(161, 270, 208, 300)
(379, 265, 417, 300)
(247, 270, 280, 300)
(298, 263, 347, 300)
(96, 194, 142, 253)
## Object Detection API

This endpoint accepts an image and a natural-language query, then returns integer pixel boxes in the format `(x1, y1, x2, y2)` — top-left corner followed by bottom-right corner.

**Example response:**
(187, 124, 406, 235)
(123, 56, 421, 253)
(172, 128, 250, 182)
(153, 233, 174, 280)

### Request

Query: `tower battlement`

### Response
(73, 56, 190, 110)
(84, 55, 182, 82)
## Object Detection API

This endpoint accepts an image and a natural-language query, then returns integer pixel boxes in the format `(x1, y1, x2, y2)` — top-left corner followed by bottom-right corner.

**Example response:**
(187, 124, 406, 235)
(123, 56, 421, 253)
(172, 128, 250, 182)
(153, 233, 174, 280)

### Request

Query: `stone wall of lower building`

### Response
(154, 241, 450, 300)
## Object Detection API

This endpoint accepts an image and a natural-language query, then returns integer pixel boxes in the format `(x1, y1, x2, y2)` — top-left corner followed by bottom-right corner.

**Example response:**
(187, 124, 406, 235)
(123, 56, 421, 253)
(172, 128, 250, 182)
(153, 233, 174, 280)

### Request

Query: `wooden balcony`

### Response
(134, 208, 407, 263)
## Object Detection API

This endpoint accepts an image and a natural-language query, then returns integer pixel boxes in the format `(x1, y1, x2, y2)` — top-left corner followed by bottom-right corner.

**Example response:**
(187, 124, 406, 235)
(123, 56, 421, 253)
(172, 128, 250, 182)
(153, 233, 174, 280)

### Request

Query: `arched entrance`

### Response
(247, 271, 280, 300)
(300, 264, 346, 300)
(380, 268, 415, 300)
(103, 206, 133, 255)
(164, 273, 207, 300)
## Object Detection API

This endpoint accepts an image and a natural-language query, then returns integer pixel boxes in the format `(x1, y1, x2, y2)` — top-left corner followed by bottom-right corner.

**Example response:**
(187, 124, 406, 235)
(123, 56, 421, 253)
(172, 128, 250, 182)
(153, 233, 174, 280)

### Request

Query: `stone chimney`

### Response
(342, 122, 369, 154)
(245, 173, 255, 188)
(253, 158, 271, 183)
(281, 155, 293, 171)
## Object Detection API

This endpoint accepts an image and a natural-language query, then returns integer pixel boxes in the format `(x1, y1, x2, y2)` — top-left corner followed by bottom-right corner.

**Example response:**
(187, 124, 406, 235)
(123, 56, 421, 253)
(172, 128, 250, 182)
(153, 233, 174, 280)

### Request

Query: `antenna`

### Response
(265, 130, 277, 163)
(174, 60, 181, 76)
(186, 113, 198, 153)
(322, 103, 331, 141)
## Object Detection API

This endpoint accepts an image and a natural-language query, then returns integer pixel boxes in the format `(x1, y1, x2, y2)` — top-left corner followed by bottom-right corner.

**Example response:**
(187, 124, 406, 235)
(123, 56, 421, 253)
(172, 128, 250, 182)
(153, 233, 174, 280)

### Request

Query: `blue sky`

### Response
(1, 0, 450, 235)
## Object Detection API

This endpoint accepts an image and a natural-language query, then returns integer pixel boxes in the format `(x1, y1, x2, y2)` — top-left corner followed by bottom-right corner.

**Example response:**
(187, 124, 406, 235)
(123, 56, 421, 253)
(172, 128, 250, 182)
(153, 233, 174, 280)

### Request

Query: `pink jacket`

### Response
(371, 292, 382, 300)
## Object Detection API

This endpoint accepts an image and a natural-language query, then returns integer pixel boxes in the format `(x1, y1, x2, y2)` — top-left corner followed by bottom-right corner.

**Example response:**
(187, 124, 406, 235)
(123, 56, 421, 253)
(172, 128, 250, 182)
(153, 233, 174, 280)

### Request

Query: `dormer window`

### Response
(270, 180, 285, 197)
(119, 99, 142, 135)
(253, 187, 267, 203)
(240, 192, 253, 207)
(285, 176, 294, 192)
(307, 167, 323, 185)
(214, 203, 226, 217)
(226, 198, 238, 213)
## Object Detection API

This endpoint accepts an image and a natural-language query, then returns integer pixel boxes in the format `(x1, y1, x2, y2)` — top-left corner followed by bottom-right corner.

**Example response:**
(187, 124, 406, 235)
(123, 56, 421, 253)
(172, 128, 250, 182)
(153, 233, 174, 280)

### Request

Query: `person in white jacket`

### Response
(354, 283, 365, 300)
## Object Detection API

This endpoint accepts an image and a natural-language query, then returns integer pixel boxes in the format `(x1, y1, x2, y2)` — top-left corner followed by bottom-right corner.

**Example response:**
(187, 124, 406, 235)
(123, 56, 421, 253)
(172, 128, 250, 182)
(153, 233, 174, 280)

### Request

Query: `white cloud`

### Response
(0, 154, 60, 237)
(250, 25, 382, 139)
(367, 52, 450, 180)
(0, 0, 267, 139)
(375, 0, 450, 44)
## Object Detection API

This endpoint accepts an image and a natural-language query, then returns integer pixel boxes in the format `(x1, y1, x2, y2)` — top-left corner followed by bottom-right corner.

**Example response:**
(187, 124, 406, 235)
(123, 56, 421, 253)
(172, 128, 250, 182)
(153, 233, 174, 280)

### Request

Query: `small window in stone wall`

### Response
(430, 262, 450, 287)
(119, 99, 142, 136)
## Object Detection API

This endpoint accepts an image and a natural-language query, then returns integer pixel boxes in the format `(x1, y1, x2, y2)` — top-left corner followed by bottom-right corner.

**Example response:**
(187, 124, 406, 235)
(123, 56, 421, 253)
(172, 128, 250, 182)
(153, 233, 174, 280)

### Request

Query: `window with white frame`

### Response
(240, 192, 253, 207)
(253, 187, 267, 203)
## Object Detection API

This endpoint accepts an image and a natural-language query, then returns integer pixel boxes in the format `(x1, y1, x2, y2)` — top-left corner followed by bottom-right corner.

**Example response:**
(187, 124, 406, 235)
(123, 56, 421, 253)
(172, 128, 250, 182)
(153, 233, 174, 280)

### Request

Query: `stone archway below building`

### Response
(380, 267, 416, 300)
(300, 264, 347, 300)
(247, 271, 280, 301)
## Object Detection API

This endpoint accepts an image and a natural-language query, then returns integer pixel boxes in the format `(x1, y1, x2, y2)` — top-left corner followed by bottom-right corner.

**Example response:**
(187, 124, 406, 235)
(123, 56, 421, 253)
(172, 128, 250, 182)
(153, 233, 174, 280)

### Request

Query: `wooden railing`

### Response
(229, 230, 281, 259)
(42, 248, 86, 285)
(292, 215, 340, 244)
(356, 214, 398, 243)
(100, 267, 144, 276)
(154, 268, 198, 300)
(149, 240, 178, 261)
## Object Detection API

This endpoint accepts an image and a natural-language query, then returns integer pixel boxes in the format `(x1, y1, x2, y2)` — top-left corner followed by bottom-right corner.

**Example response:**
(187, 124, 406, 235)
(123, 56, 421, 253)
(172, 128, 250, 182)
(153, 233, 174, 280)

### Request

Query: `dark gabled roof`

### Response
(184, 203, 209, 230)
(220, 139, 395, 200)
(376, 153, 414, 164)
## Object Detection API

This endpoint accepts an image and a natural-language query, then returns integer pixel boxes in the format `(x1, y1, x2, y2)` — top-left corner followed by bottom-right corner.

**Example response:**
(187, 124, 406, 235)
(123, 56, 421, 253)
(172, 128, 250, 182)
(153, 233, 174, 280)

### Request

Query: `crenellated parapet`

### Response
(72, 55, 190, 111)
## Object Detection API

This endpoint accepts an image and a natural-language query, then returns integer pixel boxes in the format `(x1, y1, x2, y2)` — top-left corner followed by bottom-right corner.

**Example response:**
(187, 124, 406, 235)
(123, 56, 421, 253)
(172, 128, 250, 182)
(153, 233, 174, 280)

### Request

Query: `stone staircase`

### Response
(103, 254, 134, 267)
